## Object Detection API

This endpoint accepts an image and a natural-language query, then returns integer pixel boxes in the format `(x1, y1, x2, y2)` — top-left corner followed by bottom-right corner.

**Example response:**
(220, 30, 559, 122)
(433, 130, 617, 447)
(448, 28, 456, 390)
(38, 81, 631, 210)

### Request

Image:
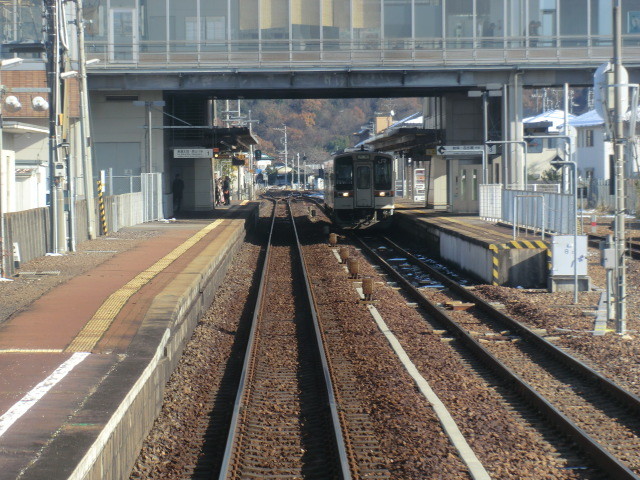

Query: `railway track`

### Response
(218, 198, 350, 479)
(354, 233, 640, 479)
(588, 233, 640, 260)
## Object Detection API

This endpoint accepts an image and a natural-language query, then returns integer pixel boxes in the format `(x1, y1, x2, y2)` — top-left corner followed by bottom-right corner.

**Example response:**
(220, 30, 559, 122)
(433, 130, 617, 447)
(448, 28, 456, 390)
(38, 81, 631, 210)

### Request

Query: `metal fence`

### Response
(105, 174, 143, 196)
(86, 38, 622, 70)
(100, 171, 164, 222)
(142, 173, 164, 222)
(587, 179, 638, 214)
(480, 184, 575, 235)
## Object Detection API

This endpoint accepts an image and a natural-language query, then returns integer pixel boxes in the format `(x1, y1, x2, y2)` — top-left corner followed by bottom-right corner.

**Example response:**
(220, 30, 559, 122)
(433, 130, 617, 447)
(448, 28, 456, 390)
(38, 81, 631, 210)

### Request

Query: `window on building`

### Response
(585, 129, 594, 147)
(353, 0, 381, 45)
(384, 0, 411, 40)
(415, 0, 443, 46)
(324, 0, 350, 45)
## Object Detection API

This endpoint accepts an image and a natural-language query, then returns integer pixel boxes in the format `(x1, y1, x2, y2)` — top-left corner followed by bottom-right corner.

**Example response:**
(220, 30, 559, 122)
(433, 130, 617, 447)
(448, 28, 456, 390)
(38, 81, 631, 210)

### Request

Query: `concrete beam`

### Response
(88, 67, 607, 98)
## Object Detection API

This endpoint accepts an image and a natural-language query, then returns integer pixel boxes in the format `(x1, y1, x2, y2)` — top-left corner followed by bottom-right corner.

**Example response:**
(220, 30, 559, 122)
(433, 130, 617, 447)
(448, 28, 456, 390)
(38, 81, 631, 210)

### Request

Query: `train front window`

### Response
(335, 156, 353, 190)
(374, 156, 392, 190)
(356, 166, 371, 189)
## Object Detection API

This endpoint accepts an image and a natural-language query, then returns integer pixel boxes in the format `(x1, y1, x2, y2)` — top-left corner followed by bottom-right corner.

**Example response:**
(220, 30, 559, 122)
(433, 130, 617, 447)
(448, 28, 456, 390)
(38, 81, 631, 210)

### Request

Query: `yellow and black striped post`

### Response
(489, 244, 500, 286)
(97, 180, 108, 235)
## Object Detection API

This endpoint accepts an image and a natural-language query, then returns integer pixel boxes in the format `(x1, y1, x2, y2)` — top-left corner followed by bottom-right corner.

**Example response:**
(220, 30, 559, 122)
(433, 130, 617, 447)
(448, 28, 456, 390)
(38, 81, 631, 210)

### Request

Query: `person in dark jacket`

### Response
(223, 176, 231, 205)
(172, 174, 185, 212)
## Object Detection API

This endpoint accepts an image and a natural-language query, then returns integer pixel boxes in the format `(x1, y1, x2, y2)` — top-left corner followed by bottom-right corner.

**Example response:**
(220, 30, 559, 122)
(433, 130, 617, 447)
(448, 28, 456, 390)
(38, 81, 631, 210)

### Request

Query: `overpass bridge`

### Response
(74, 0, 640, 93)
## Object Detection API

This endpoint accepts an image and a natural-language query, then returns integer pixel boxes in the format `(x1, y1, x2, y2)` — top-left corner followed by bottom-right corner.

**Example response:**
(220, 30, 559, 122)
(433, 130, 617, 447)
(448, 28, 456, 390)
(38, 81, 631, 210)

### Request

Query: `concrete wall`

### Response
(393, 213, 547, 288)
(5, 192, 146, 276)
(427, 156, 448, 209)
(440, 231, 492, 283)
(497, 247, 547, 288)
(91, 91, 165, 179)
(6, 207, 51, 272)
(12, 120, 49, 165)
(445, 94, 483, 144)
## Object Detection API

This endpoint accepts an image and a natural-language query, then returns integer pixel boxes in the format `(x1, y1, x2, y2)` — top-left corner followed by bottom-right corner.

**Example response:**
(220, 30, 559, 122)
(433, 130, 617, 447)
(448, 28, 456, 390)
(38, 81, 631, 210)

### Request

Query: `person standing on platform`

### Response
(223, 176, 231, 206)
(214, 175, 222, 207)
(172, 173, 185, 212)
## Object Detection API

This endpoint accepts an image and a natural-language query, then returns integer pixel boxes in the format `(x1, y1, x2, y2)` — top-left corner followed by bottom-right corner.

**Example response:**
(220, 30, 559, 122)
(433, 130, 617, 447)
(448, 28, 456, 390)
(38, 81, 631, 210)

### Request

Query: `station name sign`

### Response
(426, 145, 497, 156)
(174, 148, 213, 158)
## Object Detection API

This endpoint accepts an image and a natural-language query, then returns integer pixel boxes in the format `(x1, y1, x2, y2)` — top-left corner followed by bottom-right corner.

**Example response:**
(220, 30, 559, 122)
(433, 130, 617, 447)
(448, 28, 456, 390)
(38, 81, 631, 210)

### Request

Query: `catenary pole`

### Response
(613, 1, 627, 333)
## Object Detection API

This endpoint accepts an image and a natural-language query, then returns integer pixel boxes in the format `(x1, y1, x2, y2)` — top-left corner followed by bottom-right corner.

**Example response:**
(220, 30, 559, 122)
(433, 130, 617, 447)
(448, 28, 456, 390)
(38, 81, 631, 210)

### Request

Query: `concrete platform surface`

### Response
(0, 202, 257, 480)
(393, 205, 549, 288)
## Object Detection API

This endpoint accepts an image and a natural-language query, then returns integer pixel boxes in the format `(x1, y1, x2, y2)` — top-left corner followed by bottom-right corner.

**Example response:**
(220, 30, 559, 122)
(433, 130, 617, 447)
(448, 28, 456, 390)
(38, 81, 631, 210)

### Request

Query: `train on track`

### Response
(323, 149, 395, 228)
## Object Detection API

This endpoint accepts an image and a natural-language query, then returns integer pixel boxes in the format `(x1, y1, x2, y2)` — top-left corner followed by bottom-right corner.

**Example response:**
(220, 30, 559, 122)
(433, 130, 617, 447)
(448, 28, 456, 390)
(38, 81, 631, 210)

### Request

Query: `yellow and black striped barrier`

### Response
(97, 180, 108, 235)
(489, 239, 549, 286)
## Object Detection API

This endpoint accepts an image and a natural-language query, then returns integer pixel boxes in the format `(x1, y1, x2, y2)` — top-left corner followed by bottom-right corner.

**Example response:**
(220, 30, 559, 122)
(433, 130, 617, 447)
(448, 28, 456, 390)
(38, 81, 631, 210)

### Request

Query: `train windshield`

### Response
(334, 156, 353, 190)
(374, 156, 392, 190)
(356, 166, 371, 189)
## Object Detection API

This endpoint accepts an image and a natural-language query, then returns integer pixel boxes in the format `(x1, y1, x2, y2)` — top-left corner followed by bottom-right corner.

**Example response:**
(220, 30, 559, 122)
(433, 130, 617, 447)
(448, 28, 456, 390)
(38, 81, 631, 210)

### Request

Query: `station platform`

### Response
(0, 202, 258, 480)
(393, 203, 549, 288)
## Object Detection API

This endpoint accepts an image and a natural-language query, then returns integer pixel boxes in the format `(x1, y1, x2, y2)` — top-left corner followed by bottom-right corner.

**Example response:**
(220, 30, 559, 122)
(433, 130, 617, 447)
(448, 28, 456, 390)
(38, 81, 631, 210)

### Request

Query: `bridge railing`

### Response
(83, 36, 637, 70)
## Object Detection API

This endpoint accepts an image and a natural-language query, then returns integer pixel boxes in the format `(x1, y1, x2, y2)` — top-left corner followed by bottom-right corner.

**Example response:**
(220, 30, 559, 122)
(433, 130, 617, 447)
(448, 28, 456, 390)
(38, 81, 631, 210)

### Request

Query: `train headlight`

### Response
(374, 191, 394, 197)
(335, 191, 353, 198)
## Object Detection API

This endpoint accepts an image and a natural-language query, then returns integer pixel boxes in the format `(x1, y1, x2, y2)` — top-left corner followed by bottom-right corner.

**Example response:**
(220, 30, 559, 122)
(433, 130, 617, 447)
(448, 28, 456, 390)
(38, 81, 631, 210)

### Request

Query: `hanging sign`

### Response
(174, 148, 213, 158)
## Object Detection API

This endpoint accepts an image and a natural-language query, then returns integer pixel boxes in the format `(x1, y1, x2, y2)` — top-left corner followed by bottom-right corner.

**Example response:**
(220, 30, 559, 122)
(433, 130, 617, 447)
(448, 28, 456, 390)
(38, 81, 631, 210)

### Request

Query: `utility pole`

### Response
(276, 125, 288, 186)
(284, 125, 288, 187)
(613, 1, 627, 333)
(46, 0, 66, 254)
(75, 0, 96, 240)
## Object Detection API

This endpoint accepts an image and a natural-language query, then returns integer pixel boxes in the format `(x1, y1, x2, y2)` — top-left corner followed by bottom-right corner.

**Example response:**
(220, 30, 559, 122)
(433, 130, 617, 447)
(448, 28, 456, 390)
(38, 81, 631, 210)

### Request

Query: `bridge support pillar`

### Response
(504, 75, 524, 188)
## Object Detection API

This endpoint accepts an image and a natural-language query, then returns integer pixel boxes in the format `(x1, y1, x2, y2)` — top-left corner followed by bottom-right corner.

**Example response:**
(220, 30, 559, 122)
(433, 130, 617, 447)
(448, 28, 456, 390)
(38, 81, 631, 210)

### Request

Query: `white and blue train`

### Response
(323, 150, 395, 228)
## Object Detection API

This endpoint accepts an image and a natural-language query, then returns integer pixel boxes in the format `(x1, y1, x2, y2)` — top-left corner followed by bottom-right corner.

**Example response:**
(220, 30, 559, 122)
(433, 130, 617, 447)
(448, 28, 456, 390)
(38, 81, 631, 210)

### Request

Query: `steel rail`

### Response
(380, 235, 640, 415)
(352, 233, 639, 479)
(217, 198, 277, 479)
(589, 233, 640, 260)
(289, 198, 352, 480)
(218, 197, 351, 479)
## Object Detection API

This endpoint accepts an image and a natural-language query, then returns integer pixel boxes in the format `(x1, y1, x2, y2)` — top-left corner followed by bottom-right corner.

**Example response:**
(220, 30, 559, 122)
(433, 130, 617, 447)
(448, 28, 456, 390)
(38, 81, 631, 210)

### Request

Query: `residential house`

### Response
(523, 109, 576, 180)
(571, 109, 640, 182)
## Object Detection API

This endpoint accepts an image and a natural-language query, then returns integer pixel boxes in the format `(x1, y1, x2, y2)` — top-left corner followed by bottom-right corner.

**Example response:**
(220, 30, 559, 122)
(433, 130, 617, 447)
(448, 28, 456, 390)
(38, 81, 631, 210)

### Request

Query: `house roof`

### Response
(389, 112, 423, 128)
(570, 109, 604, 127)
(15, 168, 38, 177)
(2, 121, 48, 135)
(523, 110, 576, 132)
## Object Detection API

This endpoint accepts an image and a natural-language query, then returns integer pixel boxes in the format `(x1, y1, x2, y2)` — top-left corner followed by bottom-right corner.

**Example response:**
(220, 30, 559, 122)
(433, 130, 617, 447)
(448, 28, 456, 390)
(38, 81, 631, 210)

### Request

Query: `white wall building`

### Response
(571, 109, 640, 181)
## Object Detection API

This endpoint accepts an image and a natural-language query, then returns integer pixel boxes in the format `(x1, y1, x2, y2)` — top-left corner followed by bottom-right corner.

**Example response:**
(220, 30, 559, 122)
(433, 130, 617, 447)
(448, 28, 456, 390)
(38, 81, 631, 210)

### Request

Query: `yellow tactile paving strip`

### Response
(65, 218, 225, 353)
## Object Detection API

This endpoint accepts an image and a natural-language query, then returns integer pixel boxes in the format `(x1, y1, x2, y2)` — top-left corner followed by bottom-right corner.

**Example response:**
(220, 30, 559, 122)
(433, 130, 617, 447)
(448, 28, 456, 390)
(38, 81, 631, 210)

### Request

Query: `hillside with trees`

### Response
(241, 97, 422, 164)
